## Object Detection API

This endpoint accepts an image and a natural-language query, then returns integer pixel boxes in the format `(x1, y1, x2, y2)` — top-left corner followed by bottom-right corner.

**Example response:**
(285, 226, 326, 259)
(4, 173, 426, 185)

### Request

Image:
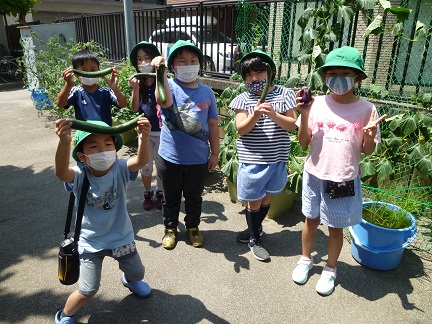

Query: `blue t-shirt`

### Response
(139, 82, 160, 132)
(67, 159, 138, 253)
(66, 85, 118, 126)
(158, 78, 218, 165)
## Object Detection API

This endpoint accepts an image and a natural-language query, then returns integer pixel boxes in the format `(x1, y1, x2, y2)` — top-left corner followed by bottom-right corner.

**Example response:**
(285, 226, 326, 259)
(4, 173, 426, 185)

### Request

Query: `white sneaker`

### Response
(316, 266, 337, 295)
(292, 257, 313, 284)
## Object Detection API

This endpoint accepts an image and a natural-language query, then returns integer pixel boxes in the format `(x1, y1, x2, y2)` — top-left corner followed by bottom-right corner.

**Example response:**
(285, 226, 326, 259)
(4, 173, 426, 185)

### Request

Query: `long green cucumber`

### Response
(156, 63, 166, 104)
(70, 114, 145, 135)
(259, 62, 272, 103)
(133, 73, 156, 78)
(72, 67, 113, 78)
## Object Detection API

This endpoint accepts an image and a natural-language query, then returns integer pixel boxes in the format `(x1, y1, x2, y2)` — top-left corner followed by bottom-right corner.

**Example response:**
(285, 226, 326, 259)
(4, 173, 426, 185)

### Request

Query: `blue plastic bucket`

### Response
(349, 202, 417, 271)
(30, 89, 51, 110)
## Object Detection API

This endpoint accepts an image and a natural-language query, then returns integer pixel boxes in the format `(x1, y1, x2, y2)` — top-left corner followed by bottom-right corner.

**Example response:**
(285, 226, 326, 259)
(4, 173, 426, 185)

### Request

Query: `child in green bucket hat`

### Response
(229, 49, 297, 262)
(150, 40, 219, 250)
(129, 41, 164, 211)
(292, 46, 387, 295)
(54, 117, 152, 323)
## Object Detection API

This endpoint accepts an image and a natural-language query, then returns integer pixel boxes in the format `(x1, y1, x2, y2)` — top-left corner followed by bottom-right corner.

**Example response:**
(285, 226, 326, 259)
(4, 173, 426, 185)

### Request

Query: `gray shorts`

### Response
(301, 170, 362, 228)
(78, 248, 145, 295)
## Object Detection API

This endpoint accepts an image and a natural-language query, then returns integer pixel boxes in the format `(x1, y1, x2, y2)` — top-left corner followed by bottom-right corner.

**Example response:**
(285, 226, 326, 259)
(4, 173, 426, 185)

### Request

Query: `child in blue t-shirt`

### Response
(54, 117, 151, 324)
(56, 49, 127, 126)
(151, 40, 219, 250)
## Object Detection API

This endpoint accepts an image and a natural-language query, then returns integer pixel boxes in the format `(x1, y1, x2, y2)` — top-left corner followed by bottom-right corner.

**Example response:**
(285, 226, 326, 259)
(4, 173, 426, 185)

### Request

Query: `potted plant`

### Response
(349, 188, 424, 271)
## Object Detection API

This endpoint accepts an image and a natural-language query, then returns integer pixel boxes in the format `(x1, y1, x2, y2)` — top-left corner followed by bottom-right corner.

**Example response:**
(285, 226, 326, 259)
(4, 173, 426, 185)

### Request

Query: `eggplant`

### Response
(300, 84, 312, 105)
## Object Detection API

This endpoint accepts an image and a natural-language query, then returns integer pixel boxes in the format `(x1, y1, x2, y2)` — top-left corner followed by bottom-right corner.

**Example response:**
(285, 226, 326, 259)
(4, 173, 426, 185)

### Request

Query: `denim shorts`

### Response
(237, 161, 287, 202)
(301, 170, 362, 228)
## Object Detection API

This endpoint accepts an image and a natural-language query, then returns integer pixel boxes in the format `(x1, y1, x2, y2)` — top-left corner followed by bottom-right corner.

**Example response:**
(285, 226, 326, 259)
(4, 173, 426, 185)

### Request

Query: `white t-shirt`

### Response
(299, 94, 381, 182)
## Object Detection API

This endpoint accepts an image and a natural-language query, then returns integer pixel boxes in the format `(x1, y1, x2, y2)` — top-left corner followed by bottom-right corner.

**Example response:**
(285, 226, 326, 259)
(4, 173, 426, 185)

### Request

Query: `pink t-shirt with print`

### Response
(301, 94, 381, 182)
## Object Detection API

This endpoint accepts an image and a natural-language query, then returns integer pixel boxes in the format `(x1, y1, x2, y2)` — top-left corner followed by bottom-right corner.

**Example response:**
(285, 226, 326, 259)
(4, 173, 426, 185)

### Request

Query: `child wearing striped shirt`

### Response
(229, 50, 297, 262)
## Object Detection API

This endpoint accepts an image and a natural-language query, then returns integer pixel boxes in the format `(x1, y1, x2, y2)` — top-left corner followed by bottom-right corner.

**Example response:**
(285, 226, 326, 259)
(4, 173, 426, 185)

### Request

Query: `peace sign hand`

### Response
(363, 108, 387, 140)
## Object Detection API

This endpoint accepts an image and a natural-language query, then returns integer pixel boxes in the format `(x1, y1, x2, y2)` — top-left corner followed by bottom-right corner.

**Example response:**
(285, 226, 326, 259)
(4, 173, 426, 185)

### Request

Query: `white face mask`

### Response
(175, 65, 200, 83)
(138, 63, 153, 73)
(84, 151, 117, 171)
(80, 77, 99, 86)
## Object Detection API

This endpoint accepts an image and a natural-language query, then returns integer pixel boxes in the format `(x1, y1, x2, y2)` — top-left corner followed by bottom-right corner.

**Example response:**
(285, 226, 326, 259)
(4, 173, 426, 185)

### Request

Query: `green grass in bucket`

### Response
(362, 203, 412, 229)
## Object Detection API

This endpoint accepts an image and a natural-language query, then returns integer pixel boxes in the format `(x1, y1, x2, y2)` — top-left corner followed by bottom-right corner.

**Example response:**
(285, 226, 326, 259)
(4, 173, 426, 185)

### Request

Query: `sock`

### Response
(245, 208, 261, 241)
(259, 203, 270, 223)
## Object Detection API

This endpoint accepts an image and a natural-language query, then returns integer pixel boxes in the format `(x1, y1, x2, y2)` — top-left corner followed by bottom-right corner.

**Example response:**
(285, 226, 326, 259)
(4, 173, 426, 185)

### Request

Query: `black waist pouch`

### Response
(325, 180, 355, 199)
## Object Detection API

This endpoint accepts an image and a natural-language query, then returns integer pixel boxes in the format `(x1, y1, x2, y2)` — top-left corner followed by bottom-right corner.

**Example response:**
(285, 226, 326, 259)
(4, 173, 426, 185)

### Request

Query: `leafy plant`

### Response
(360, 112, 432, 185)
(363, 203, 412, 229)
(287, 0, 427, 92)
(18, 33, 137, 123)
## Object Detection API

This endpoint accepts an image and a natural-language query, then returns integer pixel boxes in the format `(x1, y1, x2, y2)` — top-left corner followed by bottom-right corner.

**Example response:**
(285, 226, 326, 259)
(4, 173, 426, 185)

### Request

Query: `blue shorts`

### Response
(301, 170, 362, 228)
(237, 161, 287, 202)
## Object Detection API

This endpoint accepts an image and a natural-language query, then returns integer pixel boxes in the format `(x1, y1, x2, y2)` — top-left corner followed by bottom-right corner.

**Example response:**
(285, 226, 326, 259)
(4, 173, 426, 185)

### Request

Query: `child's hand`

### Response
(253, 101, 266, 117)
(129, 75, 140, 90)
(104, 66, 120, 89)
(363, 109, 387, 140)
(207, 153, 218, 171)
(136, 117, 151, 140)
(260, 102, 276, 119)
(62, 68, 75, 86)
(295, 89, 314, 115)
(151, 56, 166, 71)
(55, 119, 73, 144)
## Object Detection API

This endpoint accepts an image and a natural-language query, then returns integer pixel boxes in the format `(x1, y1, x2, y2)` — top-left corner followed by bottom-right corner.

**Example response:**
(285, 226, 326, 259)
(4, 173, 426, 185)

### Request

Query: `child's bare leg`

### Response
(326, 227, 343, 269)
(142, 174, 152, 190)
(63, 290, 95, 316)
(301, 216, 320, 259)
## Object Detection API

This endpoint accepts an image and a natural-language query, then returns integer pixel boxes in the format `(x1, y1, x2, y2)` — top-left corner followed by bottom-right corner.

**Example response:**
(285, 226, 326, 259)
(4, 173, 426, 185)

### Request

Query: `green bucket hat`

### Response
(129, 41, 160, 69)
(167, 40, 204, 73)
(317, 46, 367, 79)
(239, 49, 276, 72)
(72, 120, 123, 162)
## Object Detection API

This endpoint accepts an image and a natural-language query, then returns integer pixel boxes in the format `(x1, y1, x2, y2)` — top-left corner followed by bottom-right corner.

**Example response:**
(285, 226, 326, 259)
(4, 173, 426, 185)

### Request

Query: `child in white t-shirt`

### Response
(292, 46, 387, 295)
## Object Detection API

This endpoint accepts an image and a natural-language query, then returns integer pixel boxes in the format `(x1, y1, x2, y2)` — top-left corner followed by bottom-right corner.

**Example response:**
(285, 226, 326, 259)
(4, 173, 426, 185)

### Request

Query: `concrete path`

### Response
(0, 88, 431, 324)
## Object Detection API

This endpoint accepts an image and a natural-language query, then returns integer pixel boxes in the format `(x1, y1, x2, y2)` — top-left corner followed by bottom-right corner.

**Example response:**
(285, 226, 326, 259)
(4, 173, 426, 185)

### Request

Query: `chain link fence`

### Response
(235, 0, 431, 252)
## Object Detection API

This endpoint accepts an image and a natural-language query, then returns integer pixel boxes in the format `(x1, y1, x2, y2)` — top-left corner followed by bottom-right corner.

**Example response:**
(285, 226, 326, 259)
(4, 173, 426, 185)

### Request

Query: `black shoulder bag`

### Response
(58, 174, 89, 285)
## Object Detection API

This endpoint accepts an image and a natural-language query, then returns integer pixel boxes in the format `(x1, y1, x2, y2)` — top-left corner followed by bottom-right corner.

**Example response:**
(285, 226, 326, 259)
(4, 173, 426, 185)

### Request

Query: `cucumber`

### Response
(70, 114, 144, 135)
(156, 63, 167, 104)
(133, 73, 156, 79)
(71, 67, 113, 78)
(259, 62, 272, 104)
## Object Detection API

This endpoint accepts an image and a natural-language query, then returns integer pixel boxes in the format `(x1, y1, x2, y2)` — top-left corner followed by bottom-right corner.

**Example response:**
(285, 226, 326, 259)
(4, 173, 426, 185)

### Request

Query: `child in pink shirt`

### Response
(292, 46, 387, 295)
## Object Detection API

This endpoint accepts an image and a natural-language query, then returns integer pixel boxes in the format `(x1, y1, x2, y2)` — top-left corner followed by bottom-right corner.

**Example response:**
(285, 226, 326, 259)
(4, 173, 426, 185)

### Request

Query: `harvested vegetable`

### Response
(71, 67, 113, 78)
(70, 114, 144, 135)
(259, 62, 272, 103)
(300, 84, 312, 105)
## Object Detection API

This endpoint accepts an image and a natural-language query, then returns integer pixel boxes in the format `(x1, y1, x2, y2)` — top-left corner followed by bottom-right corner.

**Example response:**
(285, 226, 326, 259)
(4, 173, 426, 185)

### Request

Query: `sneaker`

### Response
(292, 257, 314, 284)
(237, 226, 263, 243)
(143, 190, 154, 211)
(121, 273, 151, 298)
(316, 266, 337, 296)
(162, 228, 177, 249)
(55, 310, 75, 324)
(155, 190, 163, 209)
(186, 227, 204, 247)
(248, 239, 270, 262)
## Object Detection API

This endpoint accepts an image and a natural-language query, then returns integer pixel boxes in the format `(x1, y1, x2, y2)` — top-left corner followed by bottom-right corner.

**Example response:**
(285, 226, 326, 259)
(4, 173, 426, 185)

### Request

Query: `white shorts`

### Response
(301, 170, 362, 228)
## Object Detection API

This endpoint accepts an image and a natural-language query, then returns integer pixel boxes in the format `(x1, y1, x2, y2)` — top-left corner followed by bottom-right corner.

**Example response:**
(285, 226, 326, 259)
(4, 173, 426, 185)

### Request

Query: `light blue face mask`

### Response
(247, 79, 266, 94)
(325, 76, 357, 95)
